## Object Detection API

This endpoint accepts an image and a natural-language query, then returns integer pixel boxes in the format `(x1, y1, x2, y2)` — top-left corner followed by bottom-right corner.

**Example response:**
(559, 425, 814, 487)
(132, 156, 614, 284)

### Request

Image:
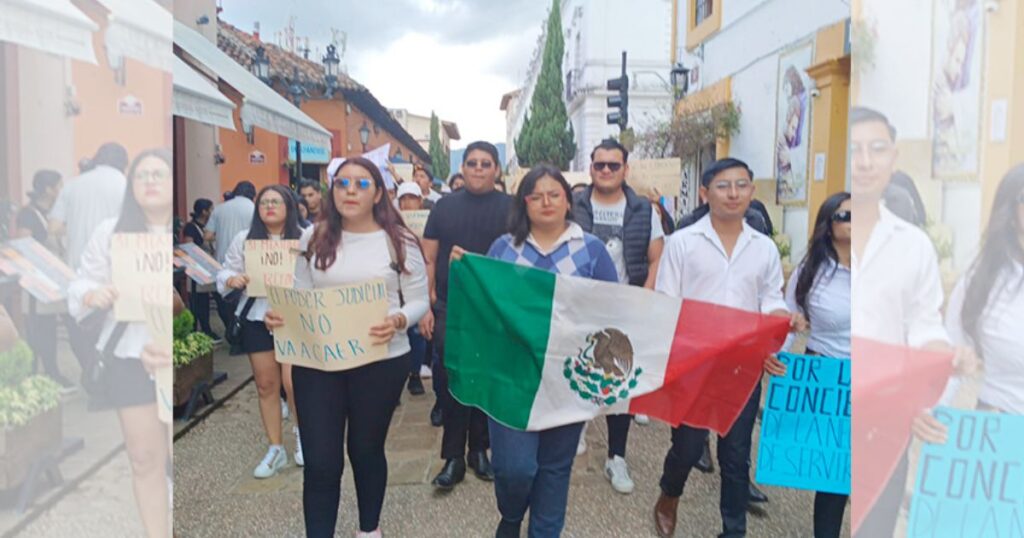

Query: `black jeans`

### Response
(26, 312, 61, 380)
(659, 383, 762, 538)
(434, 306, 489, 459)
(292, 354, 410, 536)
(214, 291, 237, 332)
(190, 290, 214, 334)
(606, 414, 631, 458)
(814, 492, 849, 538)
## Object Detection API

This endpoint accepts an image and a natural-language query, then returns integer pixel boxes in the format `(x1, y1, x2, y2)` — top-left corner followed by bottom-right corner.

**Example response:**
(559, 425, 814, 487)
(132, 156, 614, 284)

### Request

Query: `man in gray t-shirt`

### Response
(206, 181, 256, 264)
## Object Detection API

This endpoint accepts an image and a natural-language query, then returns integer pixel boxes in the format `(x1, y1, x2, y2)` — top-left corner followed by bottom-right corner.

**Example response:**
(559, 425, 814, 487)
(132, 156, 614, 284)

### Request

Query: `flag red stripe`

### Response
(629, 300, 790, 435)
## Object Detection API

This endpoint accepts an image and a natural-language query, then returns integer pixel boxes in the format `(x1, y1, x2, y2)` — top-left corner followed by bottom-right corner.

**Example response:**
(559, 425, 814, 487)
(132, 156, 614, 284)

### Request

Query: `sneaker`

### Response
(576, 422, 588, 456)
(407, 374, 425, 395)
(419, 365, 432, 378)
(281, 398, 289, 421)
(253, 446, 287, 479)
(634, 414, 650, 425)
(356, 529, 382, 538)
(293, 427, 304, 467)
(604, 455, 635, 494)
(204, 331, 224, 344)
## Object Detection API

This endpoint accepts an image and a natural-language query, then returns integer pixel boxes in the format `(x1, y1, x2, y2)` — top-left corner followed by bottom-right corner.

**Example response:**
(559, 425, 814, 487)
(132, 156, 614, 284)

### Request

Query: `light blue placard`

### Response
(288, 140, 331, 164)
(755, 352, 851, 495)
(907, 407, 1024, 537)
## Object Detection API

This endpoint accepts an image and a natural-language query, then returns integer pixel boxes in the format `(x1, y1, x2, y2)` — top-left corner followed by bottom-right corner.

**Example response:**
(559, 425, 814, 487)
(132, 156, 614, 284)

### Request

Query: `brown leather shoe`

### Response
(653, 493, 679, 537)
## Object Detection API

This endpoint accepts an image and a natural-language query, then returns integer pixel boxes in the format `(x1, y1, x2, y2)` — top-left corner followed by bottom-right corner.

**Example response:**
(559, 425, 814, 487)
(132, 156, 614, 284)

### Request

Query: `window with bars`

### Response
(695, 0, 714, 25)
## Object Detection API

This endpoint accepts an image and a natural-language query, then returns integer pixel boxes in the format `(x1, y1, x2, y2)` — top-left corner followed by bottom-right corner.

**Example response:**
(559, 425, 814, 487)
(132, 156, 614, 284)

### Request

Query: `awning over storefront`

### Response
(173, 21, 331, 148)
(96, 0, 172, 72)
(173, 56, 236, 130)
(0, 0, 98, 63)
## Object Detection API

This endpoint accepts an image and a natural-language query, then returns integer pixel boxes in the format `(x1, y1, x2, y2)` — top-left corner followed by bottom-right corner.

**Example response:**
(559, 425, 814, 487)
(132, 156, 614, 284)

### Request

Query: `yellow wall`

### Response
(978, 0, 1024, 225)
(685, 0, 723, 50)
(806, 21, 851, 230)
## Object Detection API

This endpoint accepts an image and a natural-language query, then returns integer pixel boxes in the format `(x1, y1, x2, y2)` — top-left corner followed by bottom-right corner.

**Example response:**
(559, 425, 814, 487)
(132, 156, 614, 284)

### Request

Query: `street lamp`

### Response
(287, 67, 308, 187)
(359, 121, 370, 152)
(323, 44, 340, 98)
(251, 45, 271, 85)
(670, 63, 691, 100)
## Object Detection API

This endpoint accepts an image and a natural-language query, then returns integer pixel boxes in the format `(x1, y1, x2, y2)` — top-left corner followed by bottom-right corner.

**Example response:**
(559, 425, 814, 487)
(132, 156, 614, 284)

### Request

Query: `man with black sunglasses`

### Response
(420, 140, 513, 492)
(571, 138, 664, 495)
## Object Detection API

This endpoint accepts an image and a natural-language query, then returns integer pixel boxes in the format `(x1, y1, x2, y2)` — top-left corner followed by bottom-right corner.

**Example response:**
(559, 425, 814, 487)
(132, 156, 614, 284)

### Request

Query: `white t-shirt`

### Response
(207, 197, 255, 264)
(590, 197, 664, 284)
(49, 165, 126, 270)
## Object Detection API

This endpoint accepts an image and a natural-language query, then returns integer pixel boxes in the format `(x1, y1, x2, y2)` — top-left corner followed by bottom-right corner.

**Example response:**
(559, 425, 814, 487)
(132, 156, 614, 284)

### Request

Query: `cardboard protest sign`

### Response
(907, 408, 1024, 537)
(244, 240, 300, 297)
(755, 353, 851, 494)
(627, 158, 682, 197)
(267, 280, 389, 371)
(0, 238, 75, 303)
(401, 210, 430, 237)
(111, 233, 173, 321)
(393, 163, 415, 183)
(141, 290, 173, 424)
(173, 243, 222, 285)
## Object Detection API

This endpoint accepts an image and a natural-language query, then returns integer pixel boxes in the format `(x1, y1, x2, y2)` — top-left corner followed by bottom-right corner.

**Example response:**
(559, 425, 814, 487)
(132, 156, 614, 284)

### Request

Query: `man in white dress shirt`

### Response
(652, 158, 800, 538)
(848, 106, 974, 537)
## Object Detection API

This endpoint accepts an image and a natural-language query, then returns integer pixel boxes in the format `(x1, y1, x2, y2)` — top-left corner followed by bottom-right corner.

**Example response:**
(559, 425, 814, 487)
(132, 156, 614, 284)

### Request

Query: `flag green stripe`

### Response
(446, 255, 555, 430)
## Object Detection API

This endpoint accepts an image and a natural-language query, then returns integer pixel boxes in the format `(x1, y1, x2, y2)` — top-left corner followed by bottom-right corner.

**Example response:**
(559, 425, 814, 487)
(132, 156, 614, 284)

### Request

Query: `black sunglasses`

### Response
(831, 210, 851, 223)
(592, 161, 623, 172)
(464, 160, 494, 169)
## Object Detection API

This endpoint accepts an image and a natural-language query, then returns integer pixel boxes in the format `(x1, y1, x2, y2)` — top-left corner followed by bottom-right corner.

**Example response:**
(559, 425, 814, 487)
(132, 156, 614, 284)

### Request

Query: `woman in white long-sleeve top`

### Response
(265, 157, 429, 538)
(68, 148, 173, 538)
(783, 191, 851, 538)
(216, 184, 305, 478)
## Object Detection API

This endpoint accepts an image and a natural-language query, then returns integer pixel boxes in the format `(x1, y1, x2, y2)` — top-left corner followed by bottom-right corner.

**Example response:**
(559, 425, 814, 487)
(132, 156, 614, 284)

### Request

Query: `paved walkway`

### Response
(173, 371, 850, 537)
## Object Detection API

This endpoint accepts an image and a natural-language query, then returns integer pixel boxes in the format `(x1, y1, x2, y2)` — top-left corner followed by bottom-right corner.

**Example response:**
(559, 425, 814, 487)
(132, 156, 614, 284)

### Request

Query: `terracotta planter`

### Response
(0, 405, 61, 489)
(173, 352, 214, 407)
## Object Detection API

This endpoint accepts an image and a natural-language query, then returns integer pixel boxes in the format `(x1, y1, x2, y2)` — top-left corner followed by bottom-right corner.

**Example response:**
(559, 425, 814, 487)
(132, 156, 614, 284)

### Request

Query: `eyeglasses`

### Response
(592, 162, 623, 172)
(831, 210, 852, 223)
(850, 140, 895, 158)
(525, 191, 565, 204)
(259, 198, 283, 208)
(333, 177, 373, 190)
(464, 160, 494, 170)
(133, 169, 171, 183)
(710, 180, 752, 192)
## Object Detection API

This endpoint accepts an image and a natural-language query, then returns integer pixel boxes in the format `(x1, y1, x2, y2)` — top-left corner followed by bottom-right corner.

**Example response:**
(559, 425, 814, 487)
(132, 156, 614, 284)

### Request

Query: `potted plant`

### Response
(172, 310, 215, 407)
(0, 340, 62, 488)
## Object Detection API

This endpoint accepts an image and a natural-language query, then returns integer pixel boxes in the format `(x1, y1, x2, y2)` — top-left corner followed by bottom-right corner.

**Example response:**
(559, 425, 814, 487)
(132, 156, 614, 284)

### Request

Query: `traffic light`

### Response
(607, 51, 628, 131)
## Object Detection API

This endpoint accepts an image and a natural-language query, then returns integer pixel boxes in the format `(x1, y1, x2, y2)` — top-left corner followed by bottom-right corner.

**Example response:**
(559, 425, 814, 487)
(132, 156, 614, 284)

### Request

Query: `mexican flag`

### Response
(446, 255, 790, 434)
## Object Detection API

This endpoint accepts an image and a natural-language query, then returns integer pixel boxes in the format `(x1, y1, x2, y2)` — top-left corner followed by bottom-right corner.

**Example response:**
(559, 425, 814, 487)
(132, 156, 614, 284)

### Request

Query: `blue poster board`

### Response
(755, 352, 851, 494)
(907, 407, 1024, 537)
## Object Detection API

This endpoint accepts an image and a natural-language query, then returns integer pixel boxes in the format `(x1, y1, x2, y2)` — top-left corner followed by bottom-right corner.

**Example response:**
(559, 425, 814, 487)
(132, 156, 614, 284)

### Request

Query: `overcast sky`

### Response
(219, 0, 552, 149)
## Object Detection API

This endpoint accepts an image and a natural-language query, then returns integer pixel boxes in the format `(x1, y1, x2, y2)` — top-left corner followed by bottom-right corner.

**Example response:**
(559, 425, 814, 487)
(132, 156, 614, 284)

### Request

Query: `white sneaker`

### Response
(604, 455, 635, 494)
(293, 427, 304, 467)
(281, 398, 290, 421)
(419, 365, 432, 378)
(356, 529, 382, 538)
(576, 422, 588, 456)
(253, 446, 287, 479)
(634, 414, 650, 425)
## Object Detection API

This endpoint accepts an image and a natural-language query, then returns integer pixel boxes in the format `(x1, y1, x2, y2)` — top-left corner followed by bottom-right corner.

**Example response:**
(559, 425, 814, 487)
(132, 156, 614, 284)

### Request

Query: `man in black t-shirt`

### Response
(421, 141, 512, 491)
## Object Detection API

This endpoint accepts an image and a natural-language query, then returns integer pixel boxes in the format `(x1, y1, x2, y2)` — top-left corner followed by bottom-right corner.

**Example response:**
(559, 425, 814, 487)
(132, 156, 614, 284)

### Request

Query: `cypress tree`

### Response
(515, 0, 576, 169)
(428, 111, 450, 182)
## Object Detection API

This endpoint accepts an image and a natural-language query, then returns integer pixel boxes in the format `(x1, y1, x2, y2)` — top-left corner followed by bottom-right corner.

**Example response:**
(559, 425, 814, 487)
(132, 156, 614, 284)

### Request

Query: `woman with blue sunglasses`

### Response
(265, 157, 429, 538)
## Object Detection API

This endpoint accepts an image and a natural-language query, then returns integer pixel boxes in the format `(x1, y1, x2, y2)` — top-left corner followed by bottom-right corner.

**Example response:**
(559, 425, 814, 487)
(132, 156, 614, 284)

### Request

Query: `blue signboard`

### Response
(755, 352, 851, 495)
(907, 407, 1024, 537)
(288, 140, 331, 164)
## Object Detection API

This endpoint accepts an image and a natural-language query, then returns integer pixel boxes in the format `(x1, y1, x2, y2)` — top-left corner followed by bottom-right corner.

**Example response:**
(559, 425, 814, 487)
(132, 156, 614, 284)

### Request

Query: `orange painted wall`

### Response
(217, 86, 286, 195)
(72, 1, 171, 165)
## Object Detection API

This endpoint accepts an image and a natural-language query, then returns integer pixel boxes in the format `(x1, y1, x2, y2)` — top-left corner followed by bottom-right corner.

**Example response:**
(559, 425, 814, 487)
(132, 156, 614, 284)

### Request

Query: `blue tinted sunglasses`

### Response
(333, 177, 373, 190)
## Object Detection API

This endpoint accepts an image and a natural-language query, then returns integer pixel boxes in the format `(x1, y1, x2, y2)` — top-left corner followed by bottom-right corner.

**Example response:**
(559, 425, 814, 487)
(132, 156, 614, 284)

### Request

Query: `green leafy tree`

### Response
(515, 0, 576, 169)
(428, 112, 450, 183)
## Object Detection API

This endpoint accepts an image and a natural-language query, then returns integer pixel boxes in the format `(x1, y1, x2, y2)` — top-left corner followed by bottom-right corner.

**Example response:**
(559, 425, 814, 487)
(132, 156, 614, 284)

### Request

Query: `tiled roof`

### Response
(217, 20, 362, 91)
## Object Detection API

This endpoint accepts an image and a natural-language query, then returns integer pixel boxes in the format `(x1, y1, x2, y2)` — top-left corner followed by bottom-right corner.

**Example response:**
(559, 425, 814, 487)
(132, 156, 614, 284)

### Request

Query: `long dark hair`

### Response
(246, 185, 303, 240)
(961, 164, 1024, 346)
(115, 148, 172, 233)
(794, 192, 851, 322)
(308, 156, 420, 272)
(509, 164, 573, 246)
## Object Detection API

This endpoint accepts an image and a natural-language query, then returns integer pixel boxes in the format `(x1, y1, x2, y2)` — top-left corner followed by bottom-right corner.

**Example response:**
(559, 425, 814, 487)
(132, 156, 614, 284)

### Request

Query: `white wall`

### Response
(17, 48, 76, 202)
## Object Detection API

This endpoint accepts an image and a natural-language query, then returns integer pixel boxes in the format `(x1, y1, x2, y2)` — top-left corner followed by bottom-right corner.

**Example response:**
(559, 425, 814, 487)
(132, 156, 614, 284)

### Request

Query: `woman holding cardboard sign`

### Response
(217, 185, 305, 478)
(68, 148, 173, 538)
(264, 157, 429, 538)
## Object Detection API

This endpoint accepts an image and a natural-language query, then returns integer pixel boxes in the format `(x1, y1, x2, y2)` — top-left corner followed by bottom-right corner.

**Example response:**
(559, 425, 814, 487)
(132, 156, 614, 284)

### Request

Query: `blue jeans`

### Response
(407, 326, 427, 375)
(488, 418, 584, 538)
